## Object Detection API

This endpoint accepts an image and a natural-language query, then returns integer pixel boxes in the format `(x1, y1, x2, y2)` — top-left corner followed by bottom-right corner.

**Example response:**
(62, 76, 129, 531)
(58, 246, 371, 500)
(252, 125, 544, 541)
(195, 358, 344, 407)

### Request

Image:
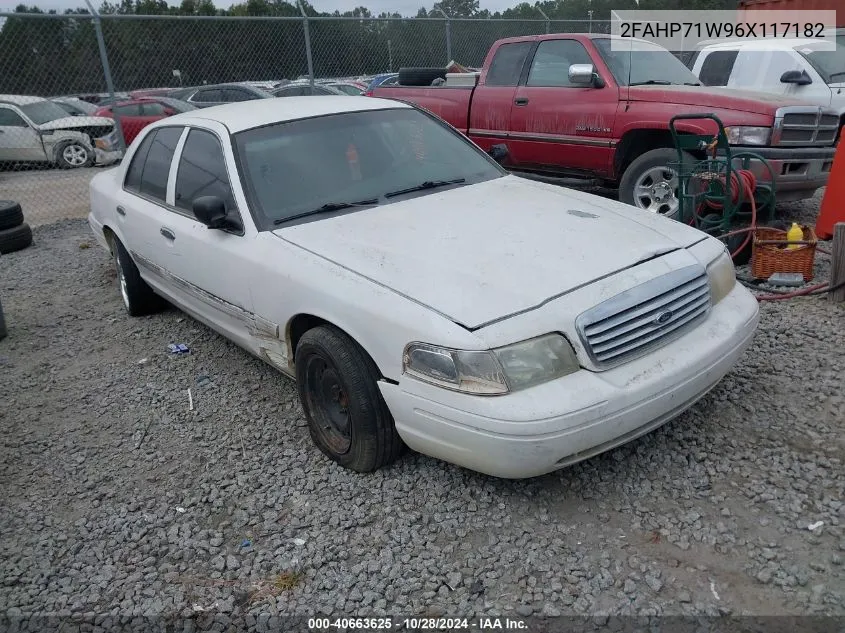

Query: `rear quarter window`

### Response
(486, 42, 533, 86)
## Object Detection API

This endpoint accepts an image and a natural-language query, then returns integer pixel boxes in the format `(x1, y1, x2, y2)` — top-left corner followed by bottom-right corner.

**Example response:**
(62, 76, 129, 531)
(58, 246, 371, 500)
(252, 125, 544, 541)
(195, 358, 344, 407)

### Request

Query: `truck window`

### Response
(527, 40, 593, 87)
(699, 50, 738, 86)
(486, 42, 533, 86)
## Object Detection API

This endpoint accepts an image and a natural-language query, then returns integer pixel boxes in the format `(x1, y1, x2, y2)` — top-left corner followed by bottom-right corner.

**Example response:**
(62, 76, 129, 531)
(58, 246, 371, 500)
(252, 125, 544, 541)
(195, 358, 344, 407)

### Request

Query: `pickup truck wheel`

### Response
(56, 141, 94, 169)
(0, 223, 33, 254)
(0, 200, 24, 231)
(112, 237, 163, 316)
(620, 148, 693, 220)
(296, 325, 404, 473)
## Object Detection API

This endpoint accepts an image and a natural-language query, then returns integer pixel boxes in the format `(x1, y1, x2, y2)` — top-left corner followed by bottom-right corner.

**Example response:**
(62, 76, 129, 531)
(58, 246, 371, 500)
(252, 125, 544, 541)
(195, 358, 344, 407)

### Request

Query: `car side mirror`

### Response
(780, 69, 812, 85)
(193, 195, 241, 231)
(569, 63, 605, 88)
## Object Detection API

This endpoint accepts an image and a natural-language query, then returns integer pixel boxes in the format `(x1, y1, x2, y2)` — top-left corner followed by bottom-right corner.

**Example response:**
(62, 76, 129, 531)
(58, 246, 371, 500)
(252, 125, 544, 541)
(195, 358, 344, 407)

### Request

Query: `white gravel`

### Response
(0, 203, 843, 629)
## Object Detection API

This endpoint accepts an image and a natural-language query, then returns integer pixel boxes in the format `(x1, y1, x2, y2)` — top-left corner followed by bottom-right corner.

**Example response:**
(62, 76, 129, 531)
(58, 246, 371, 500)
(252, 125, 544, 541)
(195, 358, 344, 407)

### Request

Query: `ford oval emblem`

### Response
(654, 310, 673, 326)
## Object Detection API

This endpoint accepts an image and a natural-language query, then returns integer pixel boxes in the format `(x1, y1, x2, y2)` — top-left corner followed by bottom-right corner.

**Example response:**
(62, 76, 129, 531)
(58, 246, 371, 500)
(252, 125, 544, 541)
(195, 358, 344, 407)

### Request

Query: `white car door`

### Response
(155, 124, 258, 352)
(0, 106, 45, 162)
(115, 125, 185, 294)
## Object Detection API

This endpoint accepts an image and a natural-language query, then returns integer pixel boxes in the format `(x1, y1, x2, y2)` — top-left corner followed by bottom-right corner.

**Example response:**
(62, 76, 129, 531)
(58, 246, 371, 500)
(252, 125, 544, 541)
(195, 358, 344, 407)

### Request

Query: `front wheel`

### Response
(295, 325, 404, 473)
(56, 141, 94, 169)
(619, 148, 694, 221)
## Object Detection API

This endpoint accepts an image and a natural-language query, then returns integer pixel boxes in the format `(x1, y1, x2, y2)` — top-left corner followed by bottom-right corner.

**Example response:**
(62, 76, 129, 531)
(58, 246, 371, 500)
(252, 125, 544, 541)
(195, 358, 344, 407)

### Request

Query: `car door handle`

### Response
(116, 205, 125, 216)
(514, 97, 529, 106)
(160, 227, 175, 241)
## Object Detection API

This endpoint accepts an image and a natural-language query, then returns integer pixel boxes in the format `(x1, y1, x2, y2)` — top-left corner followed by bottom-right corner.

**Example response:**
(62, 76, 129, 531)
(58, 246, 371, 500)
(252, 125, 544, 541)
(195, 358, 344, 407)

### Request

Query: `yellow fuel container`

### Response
(786, 222, 803, 250)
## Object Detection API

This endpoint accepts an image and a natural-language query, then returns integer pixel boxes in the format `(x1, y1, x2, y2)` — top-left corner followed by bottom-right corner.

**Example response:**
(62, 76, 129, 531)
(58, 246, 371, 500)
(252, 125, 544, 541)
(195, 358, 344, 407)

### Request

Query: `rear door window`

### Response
(113, 104, 143, 117)
(698, 50, 739, 86)
(141, 102, 167, 116)
(136, 126, 183, 202)
(124, 131, 156, 190)
(486, 42, 533, 86)
(192, 89, 222, 103)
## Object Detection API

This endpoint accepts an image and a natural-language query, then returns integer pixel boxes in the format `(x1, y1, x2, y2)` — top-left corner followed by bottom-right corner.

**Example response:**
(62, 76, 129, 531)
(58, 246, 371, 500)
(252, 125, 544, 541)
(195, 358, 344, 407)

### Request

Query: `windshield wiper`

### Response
(385, 178, 466, 199)
(273, 198, 378, 225)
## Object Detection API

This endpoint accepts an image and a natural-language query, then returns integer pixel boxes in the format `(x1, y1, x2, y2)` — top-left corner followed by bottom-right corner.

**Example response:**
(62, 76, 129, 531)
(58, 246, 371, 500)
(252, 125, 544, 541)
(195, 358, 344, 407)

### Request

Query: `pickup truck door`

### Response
(508, 38, 618, 178)
(0, 106, 45, 162)
(467, 40, 534, 153)
(153, 124, 258, 352)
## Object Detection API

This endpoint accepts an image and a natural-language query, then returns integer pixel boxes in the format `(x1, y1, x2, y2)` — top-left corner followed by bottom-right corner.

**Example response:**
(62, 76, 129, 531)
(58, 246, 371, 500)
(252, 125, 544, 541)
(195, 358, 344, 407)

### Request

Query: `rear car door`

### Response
(158, 125, 257, 349)
(509, 38, 619, 177)
(117, 125, 184, 293)
(0, 106, 45, 161)
(468, 40, 533, 153)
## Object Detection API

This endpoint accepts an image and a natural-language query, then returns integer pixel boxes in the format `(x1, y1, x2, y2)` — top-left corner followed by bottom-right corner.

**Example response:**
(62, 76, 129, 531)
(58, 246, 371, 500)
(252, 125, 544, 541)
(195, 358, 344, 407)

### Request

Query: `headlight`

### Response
(707, 247, 736, 304)
(402, 333, 580, 395)
(725, 126, 771, 146)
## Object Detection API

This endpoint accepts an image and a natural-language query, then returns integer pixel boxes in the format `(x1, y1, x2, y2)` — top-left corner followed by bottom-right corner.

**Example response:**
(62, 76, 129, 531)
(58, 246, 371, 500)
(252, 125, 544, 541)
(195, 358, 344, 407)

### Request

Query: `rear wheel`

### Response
(111, 236, 163, 316)
(295, 325, 404, 472)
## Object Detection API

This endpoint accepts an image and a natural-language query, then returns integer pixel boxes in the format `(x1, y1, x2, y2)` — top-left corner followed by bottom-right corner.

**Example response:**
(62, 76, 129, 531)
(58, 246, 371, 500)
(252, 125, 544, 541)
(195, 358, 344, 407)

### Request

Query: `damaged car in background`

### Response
(0, 94, 122, 169)
(88, 97, 760, 479)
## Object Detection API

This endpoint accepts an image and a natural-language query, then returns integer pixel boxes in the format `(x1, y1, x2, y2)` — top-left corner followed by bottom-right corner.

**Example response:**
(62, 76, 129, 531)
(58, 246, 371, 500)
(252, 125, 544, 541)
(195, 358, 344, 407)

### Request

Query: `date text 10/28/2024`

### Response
(308, 617, 529, 630)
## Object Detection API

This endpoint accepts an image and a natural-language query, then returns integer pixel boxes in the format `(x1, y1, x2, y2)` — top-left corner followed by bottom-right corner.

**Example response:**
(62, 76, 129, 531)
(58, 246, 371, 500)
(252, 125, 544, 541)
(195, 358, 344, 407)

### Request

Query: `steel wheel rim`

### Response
(305, 356, 352, 455)
(63, 144, 88, 167)
(633, 165, 680, 217)
(115, 254, 130, 310)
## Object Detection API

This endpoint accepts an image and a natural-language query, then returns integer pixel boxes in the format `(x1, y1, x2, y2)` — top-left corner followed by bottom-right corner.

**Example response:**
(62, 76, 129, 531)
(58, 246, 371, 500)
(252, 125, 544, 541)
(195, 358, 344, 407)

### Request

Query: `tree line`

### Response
(0, 0, 737, 97)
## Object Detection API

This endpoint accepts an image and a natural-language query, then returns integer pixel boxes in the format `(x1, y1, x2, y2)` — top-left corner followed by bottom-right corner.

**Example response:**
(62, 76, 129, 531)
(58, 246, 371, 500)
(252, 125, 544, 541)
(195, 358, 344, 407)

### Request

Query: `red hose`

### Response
(755, 282, 829, 301)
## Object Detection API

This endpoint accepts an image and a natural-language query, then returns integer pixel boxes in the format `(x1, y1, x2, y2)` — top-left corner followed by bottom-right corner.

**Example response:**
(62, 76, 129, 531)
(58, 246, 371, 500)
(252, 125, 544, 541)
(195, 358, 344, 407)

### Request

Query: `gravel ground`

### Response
(0, 196, 843, 630)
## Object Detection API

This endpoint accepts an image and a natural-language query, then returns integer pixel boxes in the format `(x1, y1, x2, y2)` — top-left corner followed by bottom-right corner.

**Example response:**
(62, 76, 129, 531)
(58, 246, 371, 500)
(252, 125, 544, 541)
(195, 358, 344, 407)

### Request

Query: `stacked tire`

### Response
(0, 200, 33, 255)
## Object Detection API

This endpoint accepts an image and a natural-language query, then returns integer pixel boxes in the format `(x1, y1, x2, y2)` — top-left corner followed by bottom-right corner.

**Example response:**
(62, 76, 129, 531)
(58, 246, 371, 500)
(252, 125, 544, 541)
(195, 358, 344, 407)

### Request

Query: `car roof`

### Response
(0, 94, 47, 105)
(157, 95, 411, 134)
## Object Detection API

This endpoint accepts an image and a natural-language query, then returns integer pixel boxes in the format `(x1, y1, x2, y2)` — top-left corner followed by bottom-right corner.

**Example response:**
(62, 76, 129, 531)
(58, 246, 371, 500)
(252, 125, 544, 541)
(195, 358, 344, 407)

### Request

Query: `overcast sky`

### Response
(0, 0, 514, 16)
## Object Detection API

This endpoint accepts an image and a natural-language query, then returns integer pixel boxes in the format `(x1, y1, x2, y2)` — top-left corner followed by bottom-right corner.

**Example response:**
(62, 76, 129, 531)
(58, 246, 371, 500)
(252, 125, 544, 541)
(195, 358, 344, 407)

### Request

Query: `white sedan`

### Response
(88, 96, 760, 479)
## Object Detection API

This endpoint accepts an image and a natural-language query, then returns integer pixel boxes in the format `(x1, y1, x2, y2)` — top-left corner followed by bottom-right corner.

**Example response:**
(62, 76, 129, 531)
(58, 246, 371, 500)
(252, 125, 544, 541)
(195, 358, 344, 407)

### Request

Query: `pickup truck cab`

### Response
(689, 30, 845, 130)
(373, 34, 838, 217)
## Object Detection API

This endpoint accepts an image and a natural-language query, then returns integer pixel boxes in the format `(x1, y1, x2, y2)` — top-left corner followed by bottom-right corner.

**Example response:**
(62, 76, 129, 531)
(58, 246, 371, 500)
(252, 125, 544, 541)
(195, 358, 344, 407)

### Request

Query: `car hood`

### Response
(273, 175, 708, 329)
(627, 85, 813, 115)
(36, 116, 115, 131)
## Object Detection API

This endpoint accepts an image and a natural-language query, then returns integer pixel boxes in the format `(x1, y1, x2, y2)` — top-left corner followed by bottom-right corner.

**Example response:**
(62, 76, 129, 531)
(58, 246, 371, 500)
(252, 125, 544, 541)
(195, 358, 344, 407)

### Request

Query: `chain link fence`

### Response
(0, 12, 612, 226)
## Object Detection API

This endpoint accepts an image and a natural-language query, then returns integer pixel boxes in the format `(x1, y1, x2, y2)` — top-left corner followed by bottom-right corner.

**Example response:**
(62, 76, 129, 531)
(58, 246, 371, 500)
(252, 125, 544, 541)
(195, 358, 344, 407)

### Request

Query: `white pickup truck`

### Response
(688, 30, 845, 138)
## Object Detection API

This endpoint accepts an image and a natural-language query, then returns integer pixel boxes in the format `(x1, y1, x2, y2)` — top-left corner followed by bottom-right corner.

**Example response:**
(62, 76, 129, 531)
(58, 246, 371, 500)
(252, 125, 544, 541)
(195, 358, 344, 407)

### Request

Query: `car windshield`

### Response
(20, 100, 75, 125)
(233, 107, 504, 228)
(593, 38, 702, 86)
(795, 36, 845, 83)
(332, 83, 364, 95)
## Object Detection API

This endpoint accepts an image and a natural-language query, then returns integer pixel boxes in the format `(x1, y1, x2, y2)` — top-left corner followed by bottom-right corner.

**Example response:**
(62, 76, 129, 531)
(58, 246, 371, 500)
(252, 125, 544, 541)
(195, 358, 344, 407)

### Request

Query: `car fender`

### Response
(43, 129, 93, 163)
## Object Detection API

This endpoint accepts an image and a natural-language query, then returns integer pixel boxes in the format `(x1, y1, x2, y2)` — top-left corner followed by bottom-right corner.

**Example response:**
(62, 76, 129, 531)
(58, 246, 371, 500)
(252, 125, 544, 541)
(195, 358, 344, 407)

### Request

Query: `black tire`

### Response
(0, 200, 24, 230)
(55, 140, 94, 169)
(0, 223, 33, 254)
(111, 236, 163, 316)
(0, 297, 7, 341)
(295, 325, 404, 473)
(619, 148, 694, 221)
(398, 67, 447, 86)
(726, 225, 753, 266)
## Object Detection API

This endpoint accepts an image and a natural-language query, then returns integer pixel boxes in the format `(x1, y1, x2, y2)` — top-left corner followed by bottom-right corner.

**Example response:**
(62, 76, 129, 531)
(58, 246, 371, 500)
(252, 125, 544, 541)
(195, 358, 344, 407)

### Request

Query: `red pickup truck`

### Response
(373, 34, 838, 217)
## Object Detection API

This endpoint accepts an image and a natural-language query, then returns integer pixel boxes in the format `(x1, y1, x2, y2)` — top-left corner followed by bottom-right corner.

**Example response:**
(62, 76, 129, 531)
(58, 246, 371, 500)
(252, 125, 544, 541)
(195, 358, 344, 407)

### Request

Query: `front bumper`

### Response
(379, 283, 760, 479)
(726, 145, 835, 202)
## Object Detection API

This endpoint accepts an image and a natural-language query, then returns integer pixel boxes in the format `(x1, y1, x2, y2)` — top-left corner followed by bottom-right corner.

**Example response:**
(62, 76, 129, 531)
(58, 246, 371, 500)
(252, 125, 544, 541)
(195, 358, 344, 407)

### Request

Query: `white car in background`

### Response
(689, 30, 845, 135)
(0, 95, 122, 168)
(87, 97, 760, 479)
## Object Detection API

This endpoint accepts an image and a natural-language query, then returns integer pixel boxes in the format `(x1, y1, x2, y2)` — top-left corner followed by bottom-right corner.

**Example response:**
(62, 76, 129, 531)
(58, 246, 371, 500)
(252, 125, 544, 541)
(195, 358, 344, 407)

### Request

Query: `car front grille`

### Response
(575, 265, 711, 369)
(773, 106, 840, 147)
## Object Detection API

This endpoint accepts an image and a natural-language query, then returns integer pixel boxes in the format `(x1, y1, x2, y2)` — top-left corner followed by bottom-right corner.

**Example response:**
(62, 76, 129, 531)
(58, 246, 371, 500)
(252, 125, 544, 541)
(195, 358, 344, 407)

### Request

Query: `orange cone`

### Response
(816, 127, 845, 240)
